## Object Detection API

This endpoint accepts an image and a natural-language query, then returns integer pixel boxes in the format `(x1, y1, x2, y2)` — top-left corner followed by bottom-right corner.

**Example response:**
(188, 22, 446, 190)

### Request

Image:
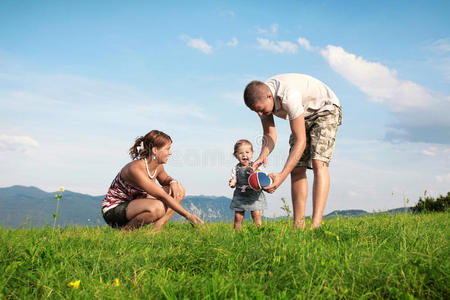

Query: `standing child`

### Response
(229, 139, 266, 230)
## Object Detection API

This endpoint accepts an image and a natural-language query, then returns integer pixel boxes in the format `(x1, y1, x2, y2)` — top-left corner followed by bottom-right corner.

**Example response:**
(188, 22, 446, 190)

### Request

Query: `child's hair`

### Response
(233, 139, 253, 157)
(129, 130, 172, 160)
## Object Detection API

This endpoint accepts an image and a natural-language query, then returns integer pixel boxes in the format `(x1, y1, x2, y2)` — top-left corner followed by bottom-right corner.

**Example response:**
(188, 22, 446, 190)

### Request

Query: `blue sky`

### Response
(1, 0, 449, 216)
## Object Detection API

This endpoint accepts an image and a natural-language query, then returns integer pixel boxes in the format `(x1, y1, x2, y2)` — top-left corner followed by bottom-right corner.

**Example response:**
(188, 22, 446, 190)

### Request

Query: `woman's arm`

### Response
(123, 163, 195, 221)
(156, 167, 176, 186)
(156, 166, 183, 200)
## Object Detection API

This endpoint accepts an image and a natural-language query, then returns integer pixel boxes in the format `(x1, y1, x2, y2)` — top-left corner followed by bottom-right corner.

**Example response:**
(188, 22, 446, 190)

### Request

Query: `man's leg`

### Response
(311, 160, 330, 228)
(291, 166, 308, 229)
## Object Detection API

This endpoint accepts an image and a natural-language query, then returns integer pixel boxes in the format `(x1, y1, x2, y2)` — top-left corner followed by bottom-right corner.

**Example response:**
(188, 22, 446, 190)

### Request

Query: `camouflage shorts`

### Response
(289, 105, 342, 169)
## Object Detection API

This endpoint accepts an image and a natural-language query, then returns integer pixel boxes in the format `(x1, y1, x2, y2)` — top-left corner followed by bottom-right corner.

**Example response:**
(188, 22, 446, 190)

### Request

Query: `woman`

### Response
(102, 130, 203, 231)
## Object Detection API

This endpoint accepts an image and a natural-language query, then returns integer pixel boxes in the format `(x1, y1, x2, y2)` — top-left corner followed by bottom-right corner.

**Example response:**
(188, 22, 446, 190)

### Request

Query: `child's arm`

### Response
(229, 166, 237, 188)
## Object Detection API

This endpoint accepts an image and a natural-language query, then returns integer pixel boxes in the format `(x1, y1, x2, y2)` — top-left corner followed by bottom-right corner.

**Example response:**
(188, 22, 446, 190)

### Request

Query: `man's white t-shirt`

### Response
(264, 73, 340, 120)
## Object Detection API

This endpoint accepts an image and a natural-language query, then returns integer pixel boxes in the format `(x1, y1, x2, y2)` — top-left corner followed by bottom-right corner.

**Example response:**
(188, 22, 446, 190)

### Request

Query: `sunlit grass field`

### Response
(1, 213, 449, 299)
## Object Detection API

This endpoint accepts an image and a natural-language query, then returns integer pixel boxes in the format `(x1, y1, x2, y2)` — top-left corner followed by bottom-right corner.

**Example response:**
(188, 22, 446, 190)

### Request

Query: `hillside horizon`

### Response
(0, 185, 412, 228)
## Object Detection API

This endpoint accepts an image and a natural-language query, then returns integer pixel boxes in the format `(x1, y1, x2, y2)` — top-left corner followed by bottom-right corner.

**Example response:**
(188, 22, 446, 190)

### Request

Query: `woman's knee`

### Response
(141, 202, 166, 220)
(179, 184, 186, 199)
(172, 184, 186, 203)
(153, 202, 166, 218)
(163, 183, 185, 201)
(134, 212, 155, 224)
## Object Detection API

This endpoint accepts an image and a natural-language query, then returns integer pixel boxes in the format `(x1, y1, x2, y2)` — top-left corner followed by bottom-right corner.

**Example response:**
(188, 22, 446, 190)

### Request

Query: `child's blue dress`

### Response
(230, 163, 266, 212)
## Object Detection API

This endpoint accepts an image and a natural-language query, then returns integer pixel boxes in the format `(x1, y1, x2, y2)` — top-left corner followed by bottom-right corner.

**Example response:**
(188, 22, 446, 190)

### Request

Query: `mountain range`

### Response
(0, 186, 410, 228)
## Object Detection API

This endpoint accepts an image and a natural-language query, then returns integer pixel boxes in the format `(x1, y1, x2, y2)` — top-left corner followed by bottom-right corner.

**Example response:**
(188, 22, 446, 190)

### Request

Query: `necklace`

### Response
(144, 158, 157, 179)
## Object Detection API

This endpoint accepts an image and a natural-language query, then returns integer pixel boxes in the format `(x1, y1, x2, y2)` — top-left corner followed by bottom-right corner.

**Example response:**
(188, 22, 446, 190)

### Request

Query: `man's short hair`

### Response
(244, 80, 266, 108)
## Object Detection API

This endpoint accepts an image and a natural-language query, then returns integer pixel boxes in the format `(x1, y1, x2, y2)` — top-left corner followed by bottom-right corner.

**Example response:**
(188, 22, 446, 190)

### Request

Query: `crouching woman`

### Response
(102, 130, 203, 231)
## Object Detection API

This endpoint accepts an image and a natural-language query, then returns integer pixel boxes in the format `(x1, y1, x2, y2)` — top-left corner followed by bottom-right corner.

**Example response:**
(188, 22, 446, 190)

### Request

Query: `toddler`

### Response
(229, 139, 266, 230)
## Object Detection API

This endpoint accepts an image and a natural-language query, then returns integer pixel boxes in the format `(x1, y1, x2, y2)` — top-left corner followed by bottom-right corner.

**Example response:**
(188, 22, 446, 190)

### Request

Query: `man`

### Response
(244, 73, 342, 229)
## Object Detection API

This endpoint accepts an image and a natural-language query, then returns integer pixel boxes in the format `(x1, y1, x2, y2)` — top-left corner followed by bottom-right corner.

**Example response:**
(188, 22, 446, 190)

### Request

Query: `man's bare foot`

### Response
(311, 222, 322, 229)
(293, 219, 306, 230)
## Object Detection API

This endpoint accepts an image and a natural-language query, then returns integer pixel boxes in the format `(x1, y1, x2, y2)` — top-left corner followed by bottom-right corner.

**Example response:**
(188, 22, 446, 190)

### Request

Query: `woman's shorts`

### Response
(289, 105, 342, 169)
(102, 201, 130, 228)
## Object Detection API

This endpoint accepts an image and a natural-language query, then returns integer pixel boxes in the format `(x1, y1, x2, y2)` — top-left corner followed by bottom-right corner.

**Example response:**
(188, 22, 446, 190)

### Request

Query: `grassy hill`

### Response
(1, 213, 448, 299)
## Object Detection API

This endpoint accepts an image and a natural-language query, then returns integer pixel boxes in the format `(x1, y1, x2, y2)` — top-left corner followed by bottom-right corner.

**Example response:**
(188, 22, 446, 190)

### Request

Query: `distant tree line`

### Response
(412, 192, 450, 213)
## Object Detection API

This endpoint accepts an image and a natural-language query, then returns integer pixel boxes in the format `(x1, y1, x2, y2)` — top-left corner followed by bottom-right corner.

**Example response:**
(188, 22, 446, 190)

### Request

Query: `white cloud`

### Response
(0, 71, 213, 130)
(421, 149, 436, 156)
(220, 10, 235, 17)
(180, 35, 213, 54)
(135, 103, 210, 120)
(297, 37, 312, 51)
(271, 23, 279, 34)
(430, 38, 450, 53)
(221, 92, 243, 105)
(420, 145, 450, 157)
(320, 45, 435, 110)
(421, 145, 450, 157)
(256, 23, 279, 35)
(257, 38, 298, 54)
(427, 38, 450, 82)
(0, 134, 39, 153)
(436, 173, 450, 184)
(320, 44, 450, 143)
(226, 37, 238, 47)
(295, 37, 450, 143)
(442, 59, 450, 82)
(256, 26, 268, 34)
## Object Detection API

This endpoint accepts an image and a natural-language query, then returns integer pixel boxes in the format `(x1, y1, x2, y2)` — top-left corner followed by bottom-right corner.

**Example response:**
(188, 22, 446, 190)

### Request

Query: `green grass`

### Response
(1, 213, 449, 299)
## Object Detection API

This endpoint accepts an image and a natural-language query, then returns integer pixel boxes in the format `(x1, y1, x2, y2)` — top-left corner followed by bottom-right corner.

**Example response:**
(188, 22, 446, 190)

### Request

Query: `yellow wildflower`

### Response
(67, 280, 80, 289)
(114, 278, 120, 287)
(60, 186, 65, 192)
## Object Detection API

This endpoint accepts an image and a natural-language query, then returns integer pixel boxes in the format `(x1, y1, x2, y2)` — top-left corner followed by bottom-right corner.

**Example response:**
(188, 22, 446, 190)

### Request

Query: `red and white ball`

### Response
(248, 170, 273, 191)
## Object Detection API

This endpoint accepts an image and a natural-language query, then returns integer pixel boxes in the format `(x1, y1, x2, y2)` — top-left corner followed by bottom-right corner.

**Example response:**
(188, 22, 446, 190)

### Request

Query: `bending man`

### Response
(244, 73, 342, 229)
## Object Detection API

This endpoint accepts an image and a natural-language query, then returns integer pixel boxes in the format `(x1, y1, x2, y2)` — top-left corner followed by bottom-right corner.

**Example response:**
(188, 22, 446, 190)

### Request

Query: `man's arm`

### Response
(265, 115, 306, 192)
(252, 114, 277, 170)
(281, 114, 306, 178)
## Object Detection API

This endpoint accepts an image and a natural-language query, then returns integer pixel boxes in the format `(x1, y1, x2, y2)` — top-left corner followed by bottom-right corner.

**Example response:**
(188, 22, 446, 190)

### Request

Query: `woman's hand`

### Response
(169, 181, 183, 200)
(186, 213, 204, 227)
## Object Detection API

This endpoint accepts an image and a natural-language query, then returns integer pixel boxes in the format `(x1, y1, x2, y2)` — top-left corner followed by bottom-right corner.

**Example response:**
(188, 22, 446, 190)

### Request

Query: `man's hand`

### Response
(263, 173, 284, 194)
(251, 155, 268, 172)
